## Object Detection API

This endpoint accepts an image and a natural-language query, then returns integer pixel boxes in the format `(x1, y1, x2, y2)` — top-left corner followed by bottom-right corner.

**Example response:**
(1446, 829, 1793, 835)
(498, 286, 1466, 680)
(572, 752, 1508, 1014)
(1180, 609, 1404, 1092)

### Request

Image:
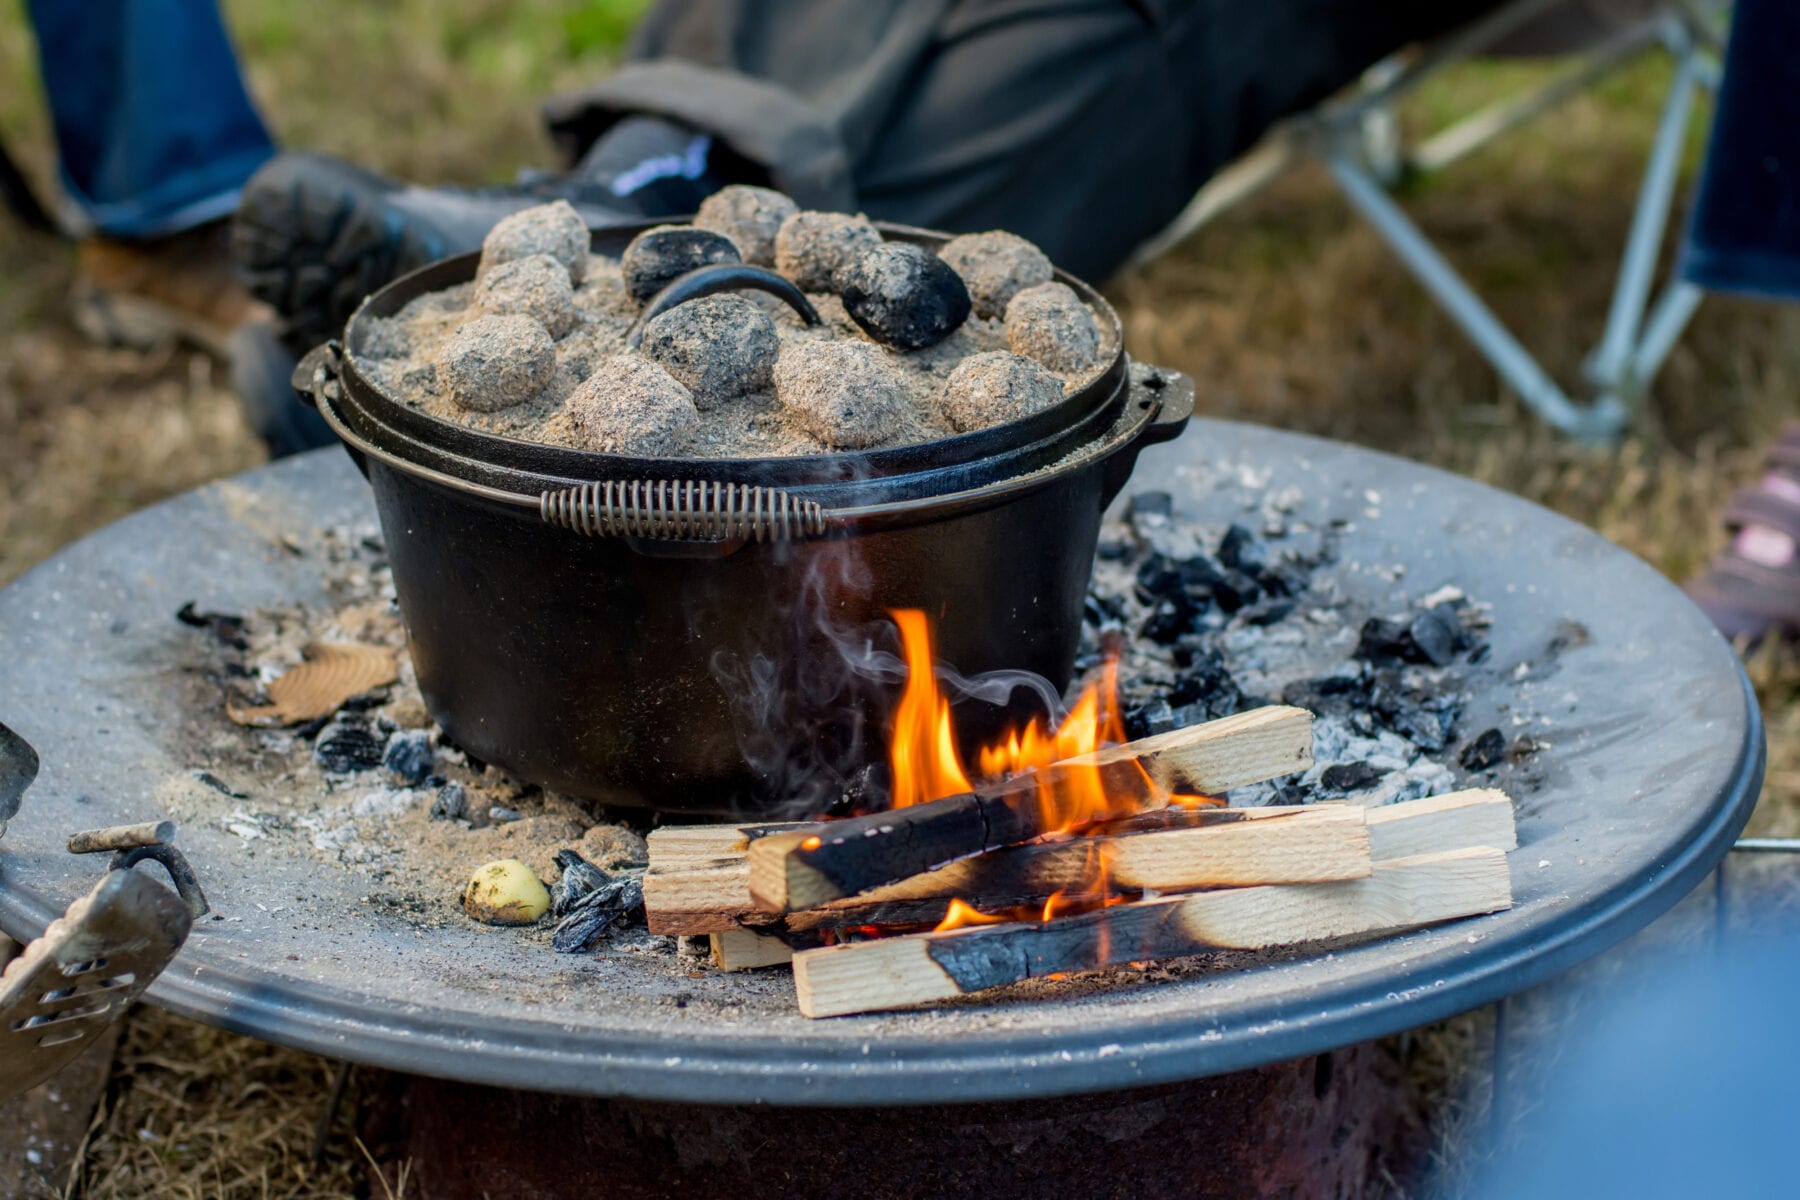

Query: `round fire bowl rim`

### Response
(0, 420, 1763, 1106)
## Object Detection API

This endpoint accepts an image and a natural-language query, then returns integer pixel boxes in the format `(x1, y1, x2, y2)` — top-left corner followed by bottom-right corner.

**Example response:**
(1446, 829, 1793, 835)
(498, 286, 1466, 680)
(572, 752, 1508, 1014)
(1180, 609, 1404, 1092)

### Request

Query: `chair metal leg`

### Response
(1328, 153, 1627, 438)
(1585, 46, 1705, 392)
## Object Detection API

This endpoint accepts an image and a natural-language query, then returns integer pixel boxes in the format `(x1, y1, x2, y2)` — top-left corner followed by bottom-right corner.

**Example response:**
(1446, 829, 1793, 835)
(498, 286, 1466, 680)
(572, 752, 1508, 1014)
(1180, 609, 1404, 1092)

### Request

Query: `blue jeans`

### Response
(25, 0, 276, 238)
(1681, 0, 1800, 301)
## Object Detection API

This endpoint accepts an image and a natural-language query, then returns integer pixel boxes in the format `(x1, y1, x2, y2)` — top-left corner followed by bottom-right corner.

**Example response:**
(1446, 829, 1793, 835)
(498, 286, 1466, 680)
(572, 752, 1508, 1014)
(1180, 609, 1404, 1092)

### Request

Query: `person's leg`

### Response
(851, 0, 1506, 283)
(25, 0, 276, 238)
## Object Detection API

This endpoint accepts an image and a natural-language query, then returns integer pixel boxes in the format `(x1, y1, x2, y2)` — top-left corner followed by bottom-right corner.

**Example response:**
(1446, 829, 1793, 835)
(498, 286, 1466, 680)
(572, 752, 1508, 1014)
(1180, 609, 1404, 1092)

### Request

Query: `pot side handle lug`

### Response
(292, 341, 371, 481)
(540, 480, 828, 556)
(1100, 361, 1195, 510)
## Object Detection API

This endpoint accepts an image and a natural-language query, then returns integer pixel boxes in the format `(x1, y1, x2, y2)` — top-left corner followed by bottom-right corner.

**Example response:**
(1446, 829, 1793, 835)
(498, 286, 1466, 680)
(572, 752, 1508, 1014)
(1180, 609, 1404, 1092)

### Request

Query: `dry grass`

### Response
(2, 4, 1796, 1196)
(67, 1010, 360, 1200)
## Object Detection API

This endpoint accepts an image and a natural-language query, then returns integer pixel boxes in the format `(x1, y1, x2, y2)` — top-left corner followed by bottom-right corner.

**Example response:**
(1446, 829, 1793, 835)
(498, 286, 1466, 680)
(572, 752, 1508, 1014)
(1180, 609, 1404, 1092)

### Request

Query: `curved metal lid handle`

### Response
(626, 265, 822, 349)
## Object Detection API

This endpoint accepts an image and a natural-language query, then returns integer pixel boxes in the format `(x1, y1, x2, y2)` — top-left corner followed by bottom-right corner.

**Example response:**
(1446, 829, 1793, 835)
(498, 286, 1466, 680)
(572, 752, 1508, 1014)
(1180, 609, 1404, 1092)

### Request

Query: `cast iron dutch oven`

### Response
(297, 220, 1193, 815)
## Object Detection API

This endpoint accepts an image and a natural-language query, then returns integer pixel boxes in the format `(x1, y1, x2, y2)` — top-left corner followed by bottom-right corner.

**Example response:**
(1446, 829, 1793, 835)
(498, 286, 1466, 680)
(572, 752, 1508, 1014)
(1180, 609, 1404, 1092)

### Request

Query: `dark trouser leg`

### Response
(852, 0, 1505, 281)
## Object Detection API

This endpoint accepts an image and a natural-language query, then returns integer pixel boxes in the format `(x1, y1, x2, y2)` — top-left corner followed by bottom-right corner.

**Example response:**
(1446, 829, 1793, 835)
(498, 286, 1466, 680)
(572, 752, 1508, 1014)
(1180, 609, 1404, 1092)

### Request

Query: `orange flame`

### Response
(887, 610, 974, 809)
(885, 609, 1218, 931)
(934, 898, 1011, 932)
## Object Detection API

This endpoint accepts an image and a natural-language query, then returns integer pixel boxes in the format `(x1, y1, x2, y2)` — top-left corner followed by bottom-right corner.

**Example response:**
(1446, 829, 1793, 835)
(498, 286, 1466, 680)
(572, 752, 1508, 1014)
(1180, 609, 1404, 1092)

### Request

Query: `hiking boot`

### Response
(71, 220, 271, 358)
(232, 119, 723, 352)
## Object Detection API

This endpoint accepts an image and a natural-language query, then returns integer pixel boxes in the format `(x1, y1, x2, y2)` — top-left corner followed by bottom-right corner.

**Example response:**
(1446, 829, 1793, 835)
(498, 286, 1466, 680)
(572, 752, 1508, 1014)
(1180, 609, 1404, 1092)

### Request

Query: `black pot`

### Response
(300, 221, 1192, 816)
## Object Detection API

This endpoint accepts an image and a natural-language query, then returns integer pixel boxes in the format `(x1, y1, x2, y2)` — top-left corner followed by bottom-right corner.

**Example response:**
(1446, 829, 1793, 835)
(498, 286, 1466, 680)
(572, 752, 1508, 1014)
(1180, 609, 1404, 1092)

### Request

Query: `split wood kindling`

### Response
(641, 708, 1519, 1016)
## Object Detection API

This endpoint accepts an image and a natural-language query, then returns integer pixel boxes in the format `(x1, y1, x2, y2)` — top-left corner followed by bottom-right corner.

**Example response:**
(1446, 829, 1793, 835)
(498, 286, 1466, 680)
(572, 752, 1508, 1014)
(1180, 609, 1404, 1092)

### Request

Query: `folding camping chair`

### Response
(1131, 0, 1726, 440)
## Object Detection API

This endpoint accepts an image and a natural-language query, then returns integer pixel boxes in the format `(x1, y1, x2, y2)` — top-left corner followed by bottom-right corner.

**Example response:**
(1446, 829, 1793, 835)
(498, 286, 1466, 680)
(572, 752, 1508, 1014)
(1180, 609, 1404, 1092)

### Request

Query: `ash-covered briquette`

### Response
(477, 200, 590, 284)
(637, 293, 778, 411)
(472, 253, 578, 337)
(566, 355, 699, 455)
(839, 242, 972, 350)
(774, 340, 907, 449)
(940, 230, 1054, 320)
(435, 314, 555, 412)
(694, 184, 799, 267)
(1006, 281, 1101, 373)
(774, 210, 883, 293)
(620, 225, 742, 306)
(938, 351, 1063, 433)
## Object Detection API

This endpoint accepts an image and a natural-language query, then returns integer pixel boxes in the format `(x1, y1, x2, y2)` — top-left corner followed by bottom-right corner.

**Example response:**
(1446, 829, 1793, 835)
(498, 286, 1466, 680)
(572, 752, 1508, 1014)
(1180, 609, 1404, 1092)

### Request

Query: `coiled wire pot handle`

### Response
(539, 480, 828, 542)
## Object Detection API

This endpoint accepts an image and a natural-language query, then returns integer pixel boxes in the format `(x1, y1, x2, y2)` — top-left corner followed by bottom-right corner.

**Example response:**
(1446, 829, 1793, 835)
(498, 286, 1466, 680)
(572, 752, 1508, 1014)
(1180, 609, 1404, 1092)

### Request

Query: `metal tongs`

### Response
(0, 720, 205, 1104)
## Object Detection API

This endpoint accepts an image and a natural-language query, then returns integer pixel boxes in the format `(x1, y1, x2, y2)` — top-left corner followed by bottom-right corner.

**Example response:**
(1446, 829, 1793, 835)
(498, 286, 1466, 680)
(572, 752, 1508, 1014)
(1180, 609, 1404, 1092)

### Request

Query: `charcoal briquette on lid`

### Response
(694, 185, 800, 267)
(773, 210, 883, 293)
(838, 242, 972, 351)
(938, 351, 1063, 433)
(637, 293, 778, 411)
(434, 314, 555, 412)
(773, 340, 907, 449)
(620, 225, 742, 306)
(477, 200, 591, 284)
(1005, 281, 1101, 373)
(566, 355, 700, 456)
(472, 253, 577, 337)
(939, 230, 1054, 320)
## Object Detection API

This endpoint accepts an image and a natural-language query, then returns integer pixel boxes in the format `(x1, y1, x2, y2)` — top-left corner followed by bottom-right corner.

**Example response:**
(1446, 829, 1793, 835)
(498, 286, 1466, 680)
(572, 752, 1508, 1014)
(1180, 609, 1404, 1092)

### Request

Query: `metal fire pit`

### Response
(0, 420, 1762, 1107)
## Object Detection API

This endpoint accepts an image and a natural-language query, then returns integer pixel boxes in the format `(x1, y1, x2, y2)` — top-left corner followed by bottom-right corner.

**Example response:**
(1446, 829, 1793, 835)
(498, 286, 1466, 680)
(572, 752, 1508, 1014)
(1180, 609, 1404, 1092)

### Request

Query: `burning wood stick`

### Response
(747, 705, 1314, 913)
(792, 847, 1514, 1018)
(646, 788, 1515, 936)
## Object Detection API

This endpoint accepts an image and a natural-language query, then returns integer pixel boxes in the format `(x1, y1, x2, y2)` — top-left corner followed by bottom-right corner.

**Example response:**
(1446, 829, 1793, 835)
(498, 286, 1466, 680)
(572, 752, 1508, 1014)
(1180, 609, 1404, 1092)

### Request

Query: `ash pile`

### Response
(1088, 489, 1540, 809)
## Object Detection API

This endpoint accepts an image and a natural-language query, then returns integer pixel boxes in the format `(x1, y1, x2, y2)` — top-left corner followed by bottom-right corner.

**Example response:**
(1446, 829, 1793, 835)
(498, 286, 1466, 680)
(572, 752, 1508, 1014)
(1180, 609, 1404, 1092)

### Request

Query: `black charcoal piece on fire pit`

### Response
(1128, 490, 1173, 520)
(1459, 728, 1507, 772)
(1320, 762, 1387, 791)
(175, 601, 247, 648)
(550, 849, 610, 918)
(839, 242, 971, 351)
(382, 730, 433, 785)
(552, 874, 646, 954)
(1409, 608, 1461, 667)
(428, 781, 468, 821)
(620, 225, 742, 306)
(314, 715, 385, 774)
(1123, 699, 1177, 741)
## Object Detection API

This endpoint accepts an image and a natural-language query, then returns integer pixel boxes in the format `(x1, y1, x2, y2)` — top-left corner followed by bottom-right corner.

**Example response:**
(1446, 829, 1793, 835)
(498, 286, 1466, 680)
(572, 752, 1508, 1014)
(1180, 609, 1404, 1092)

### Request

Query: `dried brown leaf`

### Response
(226, 642, 398, 727)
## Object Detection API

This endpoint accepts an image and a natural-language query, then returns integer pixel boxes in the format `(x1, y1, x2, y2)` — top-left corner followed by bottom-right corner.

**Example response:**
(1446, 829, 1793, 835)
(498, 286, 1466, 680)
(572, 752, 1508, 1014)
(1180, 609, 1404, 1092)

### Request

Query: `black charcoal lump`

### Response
(1459, 728, 1507, 772)
(382, 730, 433, 785)
(620, 225, 742, 306)
(839, 242, 972, 351)
(314, 715, 386, 774)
